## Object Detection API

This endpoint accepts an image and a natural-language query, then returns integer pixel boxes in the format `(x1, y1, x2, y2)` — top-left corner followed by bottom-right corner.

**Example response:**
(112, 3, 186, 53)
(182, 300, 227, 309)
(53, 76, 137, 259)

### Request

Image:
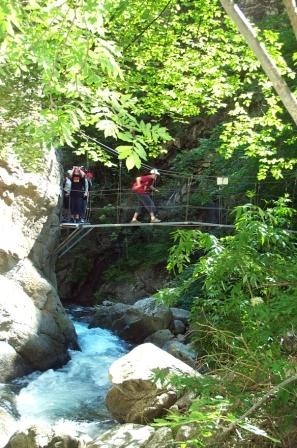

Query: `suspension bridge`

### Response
(53, 133, 297, 258)
(55, 221, 234, 259)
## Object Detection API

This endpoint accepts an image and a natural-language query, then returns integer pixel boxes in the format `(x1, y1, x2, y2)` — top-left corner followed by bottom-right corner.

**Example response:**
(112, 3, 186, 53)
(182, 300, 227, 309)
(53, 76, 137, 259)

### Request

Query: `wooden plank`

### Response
(60, 221, 234, 229)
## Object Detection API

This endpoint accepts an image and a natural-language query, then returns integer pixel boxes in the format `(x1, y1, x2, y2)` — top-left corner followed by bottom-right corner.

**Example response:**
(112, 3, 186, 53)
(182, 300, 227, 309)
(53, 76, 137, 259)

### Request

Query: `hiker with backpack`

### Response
(131, 169, 161, 223)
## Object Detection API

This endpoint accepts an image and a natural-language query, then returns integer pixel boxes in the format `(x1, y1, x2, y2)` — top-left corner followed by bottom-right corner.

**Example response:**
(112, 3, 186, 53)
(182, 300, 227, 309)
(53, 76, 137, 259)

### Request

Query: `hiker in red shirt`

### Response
(131, 169, 161, 223)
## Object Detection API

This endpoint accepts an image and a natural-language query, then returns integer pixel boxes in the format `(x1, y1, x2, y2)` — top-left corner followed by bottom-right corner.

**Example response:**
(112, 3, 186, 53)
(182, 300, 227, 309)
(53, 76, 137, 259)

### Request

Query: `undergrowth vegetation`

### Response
(155, 197, 297, 447)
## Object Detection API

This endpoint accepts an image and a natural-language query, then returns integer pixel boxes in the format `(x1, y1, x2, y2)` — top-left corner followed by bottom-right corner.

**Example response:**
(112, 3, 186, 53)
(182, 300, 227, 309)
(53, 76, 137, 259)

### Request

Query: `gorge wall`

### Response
(0, 149, 77, 382)
(238, 0, 282, 20)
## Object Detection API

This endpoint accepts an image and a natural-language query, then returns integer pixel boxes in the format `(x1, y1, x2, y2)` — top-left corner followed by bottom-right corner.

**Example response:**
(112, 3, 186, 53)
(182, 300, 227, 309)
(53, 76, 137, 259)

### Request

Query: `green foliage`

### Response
(153, 372, 282, 447)
(106, 0, 297, 178)
(155, 198, 297, 446)
(217, 12, 297, 179)
(2, 0, 297, 178)
(108, 0, 254, 118)
(0, 0, 171, 169)
(102, 264, 134, 284)
(101, 227, 171, 284)
(154, 396, 235, 444)
(168, 198, 297, 345)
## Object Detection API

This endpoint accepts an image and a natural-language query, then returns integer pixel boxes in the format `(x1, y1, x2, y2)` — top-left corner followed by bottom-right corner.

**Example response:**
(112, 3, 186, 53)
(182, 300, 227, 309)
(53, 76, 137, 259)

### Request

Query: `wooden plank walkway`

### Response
(55, 221, 234, 258)
(60, 221, 234, 229)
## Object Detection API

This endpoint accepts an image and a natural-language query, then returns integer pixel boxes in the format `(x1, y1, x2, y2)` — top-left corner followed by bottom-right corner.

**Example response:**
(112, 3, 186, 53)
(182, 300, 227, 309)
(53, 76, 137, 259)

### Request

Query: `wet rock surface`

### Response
(0, 151, 77, 381)
(105, 343, 199, 424)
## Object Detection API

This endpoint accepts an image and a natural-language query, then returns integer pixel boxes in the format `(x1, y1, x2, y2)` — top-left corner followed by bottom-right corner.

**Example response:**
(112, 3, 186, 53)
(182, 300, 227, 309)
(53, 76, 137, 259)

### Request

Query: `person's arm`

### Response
(84, 177, 88, 196)
(64, 178, 71, 194)
(135, 176, 142, 187)
(147, 175, 159, 192)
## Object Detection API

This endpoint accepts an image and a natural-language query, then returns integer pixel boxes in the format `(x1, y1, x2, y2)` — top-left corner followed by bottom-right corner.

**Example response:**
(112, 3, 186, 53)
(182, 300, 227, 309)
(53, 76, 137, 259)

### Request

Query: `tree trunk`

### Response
(220, 0, 297, 126)
(283, 0, 297, 40)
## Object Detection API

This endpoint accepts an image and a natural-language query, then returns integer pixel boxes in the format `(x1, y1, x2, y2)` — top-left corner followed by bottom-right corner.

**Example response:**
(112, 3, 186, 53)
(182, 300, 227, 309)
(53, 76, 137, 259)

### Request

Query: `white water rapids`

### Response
(4, 309, 129, 442)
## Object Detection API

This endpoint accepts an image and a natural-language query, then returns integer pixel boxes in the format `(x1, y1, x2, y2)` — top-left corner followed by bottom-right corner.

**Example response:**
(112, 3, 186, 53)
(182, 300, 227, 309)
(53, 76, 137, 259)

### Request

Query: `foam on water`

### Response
(13, 318, 129, 439)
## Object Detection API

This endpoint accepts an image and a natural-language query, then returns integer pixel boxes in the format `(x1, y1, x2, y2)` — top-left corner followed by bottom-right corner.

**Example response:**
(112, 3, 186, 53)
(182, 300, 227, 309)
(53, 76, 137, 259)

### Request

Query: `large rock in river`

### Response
(89, 298, 173, 343)
(4, 423, 81, 448)
(87, 424, 174, 448)
(105, 343, 199, 424)
(0, 149, 77, 381)
(0, 273, 76, 378)
(0, 407, 17, 448)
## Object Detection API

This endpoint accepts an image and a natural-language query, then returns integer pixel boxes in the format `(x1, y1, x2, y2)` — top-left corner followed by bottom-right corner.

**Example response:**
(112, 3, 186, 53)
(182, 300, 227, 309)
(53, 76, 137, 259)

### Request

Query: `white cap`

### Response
(150, 168, 160, 175)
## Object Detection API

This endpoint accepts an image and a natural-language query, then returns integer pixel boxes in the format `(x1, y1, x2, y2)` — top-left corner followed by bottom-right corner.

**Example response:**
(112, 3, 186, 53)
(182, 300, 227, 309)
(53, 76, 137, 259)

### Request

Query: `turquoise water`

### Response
(11, 310, 129, 440)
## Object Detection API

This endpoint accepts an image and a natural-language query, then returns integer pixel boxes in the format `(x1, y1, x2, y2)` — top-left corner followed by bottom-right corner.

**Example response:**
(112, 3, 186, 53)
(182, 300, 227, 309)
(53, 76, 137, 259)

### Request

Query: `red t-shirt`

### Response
(132, 175, 154, 194)
(86, 170, 94, 181)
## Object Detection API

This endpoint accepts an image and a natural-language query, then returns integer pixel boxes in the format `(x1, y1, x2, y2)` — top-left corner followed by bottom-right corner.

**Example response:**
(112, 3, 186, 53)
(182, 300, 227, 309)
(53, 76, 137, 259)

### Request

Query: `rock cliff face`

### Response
(0, 149, 78, 382)
(238, 0, 281, 20)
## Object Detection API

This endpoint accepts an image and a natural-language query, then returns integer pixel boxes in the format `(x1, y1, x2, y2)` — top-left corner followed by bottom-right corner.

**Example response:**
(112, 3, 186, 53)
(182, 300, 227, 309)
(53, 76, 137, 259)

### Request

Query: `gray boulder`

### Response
(96, 266, 168, 304)
(170, 308, 190, 325)
(163, 340, 197, 368)
(171, 319, 186, 335)
(0, 274, 77, 380)
(105, 343, 200, 424)
(0, 150, 78, 381)
(0, 408, 17, 448)
(90, 298, 173, 343)
(144, 329, 175, 348)
(144, 331, 197, 368)
(175, 423, 198, 443)
(176, 334, 186, 342)
(87, 424, 174, 448)
(3, 424, 82, 448)
(145, 427, 175, 448)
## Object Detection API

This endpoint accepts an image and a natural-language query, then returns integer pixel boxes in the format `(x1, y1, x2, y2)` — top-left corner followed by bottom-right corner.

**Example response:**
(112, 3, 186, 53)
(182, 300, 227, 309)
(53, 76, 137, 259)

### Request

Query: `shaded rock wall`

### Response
(56, 231, 168, 305)
(0, 149, 77, 381)
(238, 0, 282, 20)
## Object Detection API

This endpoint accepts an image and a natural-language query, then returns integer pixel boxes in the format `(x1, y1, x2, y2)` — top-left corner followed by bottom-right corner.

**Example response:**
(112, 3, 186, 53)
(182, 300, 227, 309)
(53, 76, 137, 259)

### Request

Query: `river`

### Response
(1, 307, 129, 444)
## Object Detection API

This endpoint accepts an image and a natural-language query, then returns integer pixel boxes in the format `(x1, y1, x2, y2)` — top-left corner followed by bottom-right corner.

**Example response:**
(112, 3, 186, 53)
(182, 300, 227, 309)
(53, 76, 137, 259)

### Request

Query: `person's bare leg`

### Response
(131, 212, 139, 222)
(150, 213, 161, 223)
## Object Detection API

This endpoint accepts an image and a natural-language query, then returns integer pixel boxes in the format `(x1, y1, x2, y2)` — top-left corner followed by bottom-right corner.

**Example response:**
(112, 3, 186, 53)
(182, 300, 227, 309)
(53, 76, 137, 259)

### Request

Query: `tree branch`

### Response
(220, 0, 297, 126)
(283, 0, 297, 40)
(209, 374, 297, 445)
(124, 0, 173, 51)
